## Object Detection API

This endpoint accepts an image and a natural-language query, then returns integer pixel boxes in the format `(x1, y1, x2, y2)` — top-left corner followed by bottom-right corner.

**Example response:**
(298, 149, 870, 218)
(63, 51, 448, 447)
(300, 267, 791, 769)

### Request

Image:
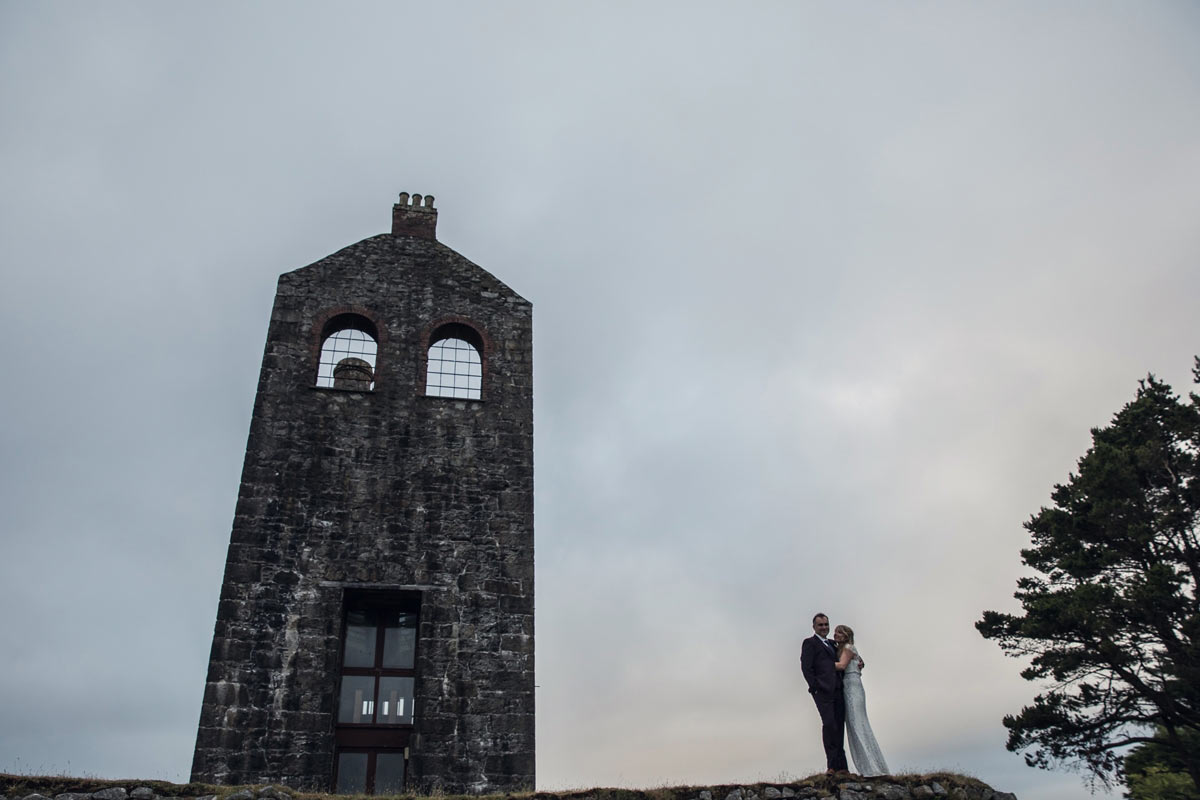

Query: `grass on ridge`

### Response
(1, 771, 995, 800)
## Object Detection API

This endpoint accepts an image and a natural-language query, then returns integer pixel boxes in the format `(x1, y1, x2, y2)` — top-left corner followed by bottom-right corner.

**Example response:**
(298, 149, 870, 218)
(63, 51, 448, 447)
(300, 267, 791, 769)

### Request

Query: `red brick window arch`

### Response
(317, 313, 379, 391)
(425, 322, 483, 400)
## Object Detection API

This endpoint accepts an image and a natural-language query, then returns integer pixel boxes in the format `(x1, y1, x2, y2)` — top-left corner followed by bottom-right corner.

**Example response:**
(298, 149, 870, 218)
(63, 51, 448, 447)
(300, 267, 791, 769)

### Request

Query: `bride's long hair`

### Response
(834, 624, 855, 655)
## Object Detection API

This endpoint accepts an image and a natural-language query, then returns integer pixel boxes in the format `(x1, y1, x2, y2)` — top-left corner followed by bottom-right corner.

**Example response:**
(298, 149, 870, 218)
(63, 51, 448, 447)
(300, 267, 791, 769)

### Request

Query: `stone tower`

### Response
(191, 194, 534, 794)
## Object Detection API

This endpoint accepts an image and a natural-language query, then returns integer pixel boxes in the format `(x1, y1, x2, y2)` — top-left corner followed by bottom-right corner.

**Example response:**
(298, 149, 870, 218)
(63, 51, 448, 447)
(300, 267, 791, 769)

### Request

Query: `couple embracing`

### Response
(800, 612, 889, 777)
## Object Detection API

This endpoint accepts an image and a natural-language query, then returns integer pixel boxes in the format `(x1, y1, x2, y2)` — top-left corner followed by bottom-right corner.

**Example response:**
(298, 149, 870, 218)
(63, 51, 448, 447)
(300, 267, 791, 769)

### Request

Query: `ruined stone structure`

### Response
(191, 194, 534, 794)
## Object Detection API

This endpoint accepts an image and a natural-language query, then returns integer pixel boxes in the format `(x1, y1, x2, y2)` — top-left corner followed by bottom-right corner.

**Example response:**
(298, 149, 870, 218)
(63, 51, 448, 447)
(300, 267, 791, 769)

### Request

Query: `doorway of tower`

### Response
(334, 594, 419, 794)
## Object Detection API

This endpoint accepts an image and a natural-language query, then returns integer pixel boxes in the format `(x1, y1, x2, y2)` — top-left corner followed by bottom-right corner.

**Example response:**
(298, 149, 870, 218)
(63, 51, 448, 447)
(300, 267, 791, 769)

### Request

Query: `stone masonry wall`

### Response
(191, 230, 534, 793)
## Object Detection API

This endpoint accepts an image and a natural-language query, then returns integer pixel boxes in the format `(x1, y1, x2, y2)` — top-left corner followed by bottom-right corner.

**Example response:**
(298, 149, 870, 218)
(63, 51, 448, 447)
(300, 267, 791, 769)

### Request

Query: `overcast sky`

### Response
(2, 3, 1199, 800)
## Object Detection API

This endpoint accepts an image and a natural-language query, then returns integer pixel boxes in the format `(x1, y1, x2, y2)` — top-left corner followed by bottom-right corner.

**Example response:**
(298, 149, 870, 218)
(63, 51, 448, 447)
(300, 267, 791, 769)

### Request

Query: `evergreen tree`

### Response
(1124, 726, 1200, 800)
(977, 359, 1200, 792)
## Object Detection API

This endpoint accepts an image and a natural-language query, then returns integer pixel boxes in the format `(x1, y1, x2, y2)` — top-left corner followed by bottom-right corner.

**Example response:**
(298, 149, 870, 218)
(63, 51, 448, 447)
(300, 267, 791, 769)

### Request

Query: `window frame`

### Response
(312, 309, 384, 392)
(334, 748, 408, 795)
(420, 318, 489, 401)
(336, 610, 418, 727)
(333, 591, 421, 794)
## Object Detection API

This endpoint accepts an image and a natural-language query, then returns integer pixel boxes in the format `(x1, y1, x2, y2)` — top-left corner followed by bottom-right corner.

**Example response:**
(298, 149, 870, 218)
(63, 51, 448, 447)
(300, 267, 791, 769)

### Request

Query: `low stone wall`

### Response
(0, 776, 1017, 800)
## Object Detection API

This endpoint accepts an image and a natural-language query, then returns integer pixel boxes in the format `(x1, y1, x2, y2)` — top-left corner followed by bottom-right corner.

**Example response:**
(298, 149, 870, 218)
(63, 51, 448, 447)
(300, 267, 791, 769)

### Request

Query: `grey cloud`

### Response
(4, 4, 1200, 800)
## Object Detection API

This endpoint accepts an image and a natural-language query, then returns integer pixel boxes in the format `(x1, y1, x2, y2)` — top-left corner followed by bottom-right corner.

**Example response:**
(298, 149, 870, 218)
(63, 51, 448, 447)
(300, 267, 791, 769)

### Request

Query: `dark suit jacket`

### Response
(800, 634, 840, 696)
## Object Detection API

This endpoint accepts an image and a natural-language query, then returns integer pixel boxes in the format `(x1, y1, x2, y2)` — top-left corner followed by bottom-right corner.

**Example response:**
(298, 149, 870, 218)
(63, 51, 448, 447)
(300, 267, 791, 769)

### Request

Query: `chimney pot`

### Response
(392, 191, 437, 240)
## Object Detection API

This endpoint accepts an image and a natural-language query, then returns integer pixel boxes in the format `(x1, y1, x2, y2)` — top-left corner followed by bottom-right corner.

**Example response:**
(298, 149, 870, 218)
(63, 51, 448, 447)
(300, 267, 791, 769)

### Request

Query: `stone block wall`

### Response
(191, 225, 534, 794)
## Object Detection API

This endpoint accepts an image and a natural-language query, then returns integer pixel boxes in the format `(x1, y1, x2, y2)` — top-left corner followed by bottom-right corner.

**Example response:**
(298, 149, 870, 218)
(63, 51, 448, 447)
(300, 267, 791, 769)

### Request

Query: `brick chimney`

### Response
(392, 192, 437, 240)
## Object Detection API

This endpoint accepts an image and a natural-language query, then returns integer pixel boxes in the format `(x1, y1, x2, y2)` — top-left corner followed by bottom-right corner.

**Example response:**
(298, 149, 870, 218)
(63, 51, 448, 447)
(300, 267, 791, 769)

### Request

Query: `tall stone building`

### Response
(191, 194, 534, 794)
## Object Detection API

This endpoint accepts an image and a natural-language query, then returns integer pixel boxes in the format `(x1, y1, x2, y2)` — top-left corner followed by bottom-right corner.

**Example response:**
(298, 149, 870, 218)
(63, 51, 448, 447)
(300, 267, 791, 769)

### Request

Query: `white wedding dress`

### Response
(843, 644, 889, 777)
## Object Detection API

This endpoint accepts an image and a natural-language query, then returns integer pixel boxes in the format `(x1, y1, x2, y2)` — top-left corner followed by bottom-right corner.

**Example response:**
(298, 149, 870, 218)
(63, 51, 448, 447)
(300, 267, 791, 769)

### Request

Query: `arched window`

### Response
(425, 322, 483, 400)
(317, 314, 379, 391)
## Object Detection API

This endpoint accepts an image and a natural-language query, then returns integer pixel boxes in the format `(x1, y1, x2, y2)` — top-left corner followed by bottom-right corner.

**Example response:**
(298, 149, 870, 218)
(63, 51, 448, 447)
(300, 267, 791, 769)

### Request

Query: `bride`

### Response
(833, 624, 889, 777)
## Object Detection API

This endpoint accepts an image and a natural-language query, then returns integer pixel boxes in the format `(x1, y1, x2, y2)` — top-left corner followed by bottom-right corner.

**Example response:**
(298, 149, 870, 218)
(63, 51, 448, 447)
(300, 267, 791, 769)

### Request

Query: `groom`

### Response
(800, 612, 848, 774)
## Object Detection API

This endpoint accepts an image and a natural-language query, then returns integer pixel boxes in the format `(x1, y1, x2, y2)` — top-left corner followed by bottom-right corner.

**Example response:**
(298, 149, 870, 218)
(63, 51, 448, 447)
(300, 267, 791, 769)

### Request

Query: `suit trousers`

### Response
(811, 688, 847, 771)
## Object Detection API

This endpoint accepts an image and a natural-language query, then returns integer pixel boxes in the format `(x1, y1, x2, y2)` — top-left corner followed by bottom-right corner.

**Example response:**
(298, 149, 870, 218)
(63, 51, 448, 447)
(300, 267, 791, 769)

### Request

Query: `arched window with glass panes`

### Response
(424, 322, 484, 400)
(316, 313, 380, 391)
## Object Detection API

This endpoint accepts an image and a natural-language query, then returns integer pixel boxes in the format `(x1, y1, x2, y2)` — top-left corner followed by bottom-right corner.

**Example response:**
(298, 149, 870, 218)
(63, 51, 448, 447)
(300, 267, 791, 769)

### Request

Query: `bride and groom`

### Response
(800, 612, 889, 777)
